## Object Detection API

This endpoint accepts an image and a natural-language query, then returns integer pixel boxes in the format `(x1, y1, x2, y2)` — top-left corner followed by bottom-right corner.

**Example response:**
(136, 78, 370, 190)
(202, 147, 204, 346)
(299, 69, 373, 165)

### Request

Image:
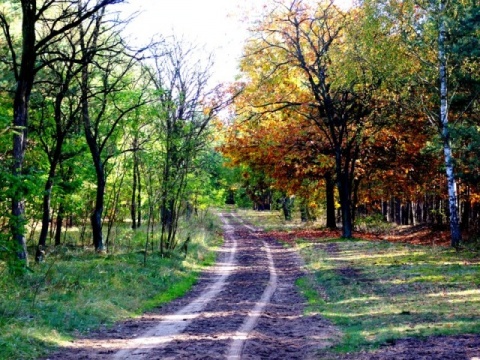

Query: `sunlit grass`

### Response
(299, 240, 480, 354)
(236, 208, 325, 231)
(240, 209, 480, 356)
(0, 211, 223, 360)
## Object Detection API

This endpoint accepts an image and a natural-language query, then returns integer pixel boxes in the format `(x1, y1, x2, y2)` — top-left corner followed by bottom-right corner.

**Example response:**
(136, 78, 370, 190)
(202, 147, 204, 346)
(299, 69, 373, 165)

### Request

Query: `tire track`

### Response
(44, 211, 334, 359)
(113, 212, 278, 359)
(113, 213, 238, 359)
(226, 213, 278, 359)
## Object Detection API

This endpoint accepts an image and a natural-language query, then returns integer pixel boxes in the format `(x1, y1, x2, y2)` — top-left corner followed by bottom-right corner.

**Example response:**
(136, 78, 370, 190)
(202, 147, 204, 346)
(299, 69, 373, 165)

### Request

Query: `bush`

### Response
(355, 213, 393, 234)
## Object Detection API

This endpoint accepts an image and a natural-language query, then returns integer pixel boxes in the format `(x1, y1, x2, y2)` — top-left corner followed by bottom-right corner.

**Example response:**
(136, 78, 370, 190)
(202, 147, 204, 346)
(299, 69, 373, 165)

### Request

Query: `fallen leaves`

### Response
(264, 225, 457, 248)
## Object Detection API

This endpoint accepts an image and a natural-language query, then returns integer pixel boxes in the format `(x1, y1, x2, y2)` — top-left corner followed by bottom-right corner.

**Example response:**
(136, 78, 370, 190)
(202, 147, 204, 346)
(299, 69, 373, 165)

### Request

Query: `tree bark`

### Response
(54, 202, 65, 246)
(37, 131, 65, 258)
(38, 177, 53, 249)
(11, 0, 37, 267)
(325, 173, 336, 229)
(89, 169, 106, 251)
(79, 4, 106, 252)
(131, 140, 138, 229)
(439, 0, 461, 247)
(337, 170, 353, 238)
(137, 171, 142, 227)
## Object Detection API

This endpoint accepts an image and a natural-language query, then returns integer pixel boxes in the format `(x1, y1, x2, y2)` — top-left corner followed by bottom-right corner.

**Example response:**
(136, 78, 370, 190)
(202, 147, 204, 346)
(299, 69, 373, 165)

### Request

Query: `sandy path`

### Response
(113, 214, 240, 359)
(226, 214, 278, 359)
(44, 211, 335, 359)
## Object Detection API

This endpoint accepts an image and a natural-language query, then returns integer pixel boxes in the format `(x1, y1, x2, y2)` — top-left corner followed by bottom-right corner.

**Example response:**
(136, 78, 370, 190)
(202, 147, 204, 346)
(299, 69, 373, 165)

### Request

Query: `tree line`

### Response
(219, 0, 480, 247)
(0, 0, 228, 270)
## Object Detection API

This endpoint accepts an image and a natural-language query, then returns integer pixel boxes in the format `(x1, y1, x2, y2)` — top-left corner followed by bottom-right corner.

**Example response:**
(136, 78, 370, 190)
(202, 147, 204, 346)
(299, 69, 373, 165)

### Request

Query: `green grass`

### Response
(298, 240, 480, 354)
(0, 212, 222, 360)
(238, 208, 480, 356)
(236, 208, 325, 232)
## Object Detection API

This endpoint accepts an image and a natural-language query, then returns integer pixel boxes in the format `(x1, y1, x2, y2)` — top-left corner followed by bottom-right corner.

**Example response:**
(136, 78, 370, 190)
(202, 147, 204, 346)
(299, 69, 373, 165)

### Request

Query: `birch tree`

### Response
(366, 0, 480, 247)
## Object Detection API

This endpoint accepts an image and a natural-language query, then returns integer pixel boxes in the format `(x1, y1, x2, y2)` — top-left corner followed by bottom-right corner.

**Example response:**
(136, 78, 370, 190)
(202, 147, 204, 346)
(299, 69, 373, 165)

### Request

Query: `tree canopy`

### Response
(219, 0, 480, 243)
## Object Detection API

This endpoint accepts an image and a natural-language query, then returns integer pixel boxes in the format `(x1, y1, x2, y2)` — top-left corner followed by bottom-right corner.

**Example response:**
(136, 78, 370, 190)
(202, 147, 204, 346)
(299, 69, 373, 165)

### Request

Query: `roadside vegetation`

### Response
(239, 208, 480, 357)
(0, 212, 222, 360)
(0, 3, 229, 359)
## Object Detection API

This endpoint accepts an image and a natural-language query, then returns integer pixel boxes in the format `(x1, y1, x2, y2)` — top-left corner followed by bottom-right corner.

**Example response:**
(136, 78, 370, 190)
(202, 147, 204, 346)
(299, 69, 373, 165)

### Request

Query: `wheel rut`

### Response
(44, 211, 336, 359)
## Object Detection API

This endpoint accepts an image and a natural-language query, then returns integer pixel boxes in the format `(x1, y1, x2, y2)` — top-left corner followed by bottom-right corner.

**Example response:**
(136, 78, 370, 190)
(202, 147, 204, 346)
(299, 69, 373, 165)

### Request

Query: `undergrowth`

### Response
(0, 211, 222, 360)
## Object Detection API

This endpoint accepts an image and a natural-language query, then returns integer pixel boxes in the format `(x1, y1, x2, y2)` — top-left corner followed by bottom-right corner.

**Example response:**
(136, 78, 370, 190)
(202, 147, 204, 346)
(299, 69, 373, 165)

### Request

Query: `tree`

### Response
(33, 25, 86, 260)
(79, 13, 148, 252)
(366, 0, 480, 246)
(219, 104, 336, 224)
(231, 0, 384, 237)
(0, 0, 122, 266)
(438, 0, 461, 246)
(147, 38, 223, 253)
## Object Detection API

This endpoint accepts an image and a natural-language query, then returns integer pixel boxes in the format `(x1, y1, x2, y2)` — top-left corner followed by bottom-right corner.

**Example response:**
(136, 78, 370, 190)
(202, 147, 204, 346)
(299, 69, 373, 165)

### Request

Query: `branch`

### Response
(0, 12, 19, 80)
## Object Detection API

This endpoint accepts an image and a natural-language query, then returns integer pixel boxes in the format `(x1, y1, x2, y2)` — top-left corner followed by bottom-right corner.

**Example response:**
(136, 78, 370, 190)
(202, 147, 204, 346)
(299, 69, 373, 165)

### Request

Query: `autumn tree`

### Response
(365, 0, 480, 246)
(220, 104, 336, 224)
(230, 0, 389, 237)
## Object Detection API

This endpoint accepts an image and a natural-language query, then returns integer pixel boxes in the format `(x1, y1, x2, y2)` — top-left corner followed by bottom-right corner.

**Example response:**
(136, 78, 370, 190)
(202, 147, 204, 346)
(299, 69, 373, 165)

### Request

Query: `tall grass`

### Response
(0, 210, 222, 360)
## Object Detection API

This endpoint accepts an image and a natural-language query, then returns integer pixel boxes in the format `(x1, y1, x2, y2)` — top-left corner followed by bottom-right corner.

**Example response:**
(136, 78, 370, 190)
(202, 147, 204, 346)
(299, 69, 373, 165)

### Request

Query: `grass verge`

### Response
(298, 239, 480, 355)
(236, 208, 322, 232)
(0, 212, 222, 360)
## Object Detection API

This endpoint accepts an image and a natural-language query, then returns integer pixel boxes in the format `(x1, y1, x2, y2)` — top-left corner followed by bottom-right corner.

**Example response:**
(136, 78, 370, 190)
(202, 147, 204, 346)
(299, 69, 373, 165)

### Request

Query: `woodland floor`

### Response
(266, 222, 459, 247)
(43, 216, 480, 360)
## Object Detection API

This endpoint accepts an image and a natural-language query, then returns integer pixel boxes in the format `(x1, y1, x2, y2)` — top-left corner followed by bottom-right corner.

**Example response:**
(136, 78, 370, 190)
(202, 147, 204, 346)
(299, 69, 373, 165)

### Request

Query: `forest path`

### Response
(45, 211, 336, 359)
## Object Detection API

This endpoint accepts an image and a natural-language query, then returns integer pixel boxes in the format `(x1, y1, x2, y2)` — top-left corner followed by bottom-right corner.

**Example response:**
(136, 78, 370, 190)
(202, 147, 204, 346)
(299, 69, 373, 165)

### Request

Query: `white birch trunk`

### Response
(438, 0, 461, 247)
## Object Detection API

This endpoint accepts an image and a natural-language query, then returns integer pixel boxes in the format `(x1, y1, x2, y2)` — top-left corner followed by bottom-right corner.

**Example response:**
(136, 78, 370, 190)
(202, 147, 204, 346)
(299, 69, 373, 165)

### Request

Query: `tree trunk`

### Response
(79, 9, 105, 252)
(351, 178, 361, 226)
(137, 171, 142, 227)
(438, 0, 461, 247)
(81, 77, 105, 251)
(337, 172, 353, 238)
(131, 139, 138, 229)
(11, 0, 37, 268)
(395, 198, 401, 225)
(37, 137, 64, 259)
(131, 166, 137, 229)
(37, 177, 53, 254)
(35, 175, 53, 261)
(382, 199, 388, 221)
(281, 196, 293, 221)
(54, 203, 65, 246)
(90, 164, 106, 251)
(325, 173, 336, 229)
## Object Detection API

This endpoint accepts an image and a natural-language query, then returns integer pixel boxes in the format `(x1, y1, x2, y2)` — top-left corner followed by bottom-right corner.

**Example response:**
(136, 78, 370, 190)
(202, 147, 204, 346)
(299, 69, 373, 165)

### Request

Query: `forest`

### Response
(220, 0, 480, 247)
(0, 0, 233, 269)
(0, 0, 479, 359)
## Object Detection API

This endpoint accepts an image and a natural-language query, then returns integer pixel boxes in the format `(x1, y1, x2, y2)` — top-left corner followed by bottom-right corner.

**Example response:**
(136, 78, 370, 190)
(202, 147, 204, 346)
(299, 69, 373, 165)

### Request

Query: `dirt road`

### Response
(45, 211, 335, 359)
